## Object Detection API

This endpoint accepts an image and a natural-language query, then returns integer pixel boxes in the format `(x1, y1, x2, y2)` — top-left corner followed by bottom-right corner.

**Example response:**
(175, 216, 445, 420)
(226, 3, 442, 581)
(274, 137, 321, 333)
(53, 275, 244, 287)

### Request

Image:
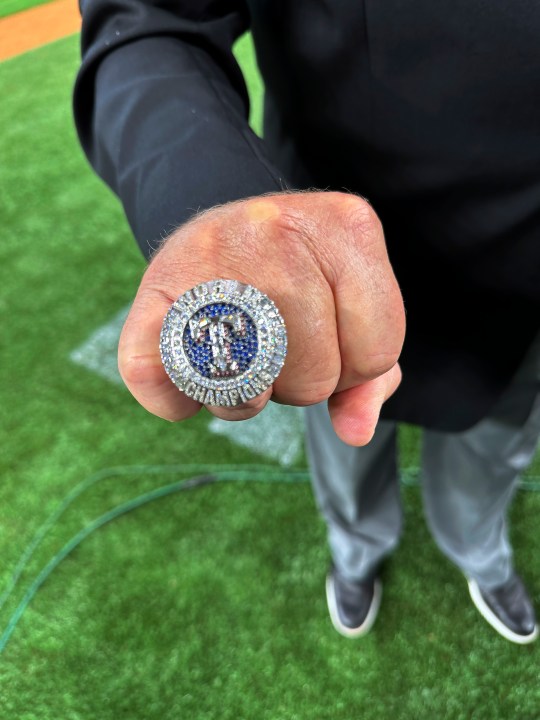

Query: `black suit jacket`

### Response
(74, 0, 540, 431)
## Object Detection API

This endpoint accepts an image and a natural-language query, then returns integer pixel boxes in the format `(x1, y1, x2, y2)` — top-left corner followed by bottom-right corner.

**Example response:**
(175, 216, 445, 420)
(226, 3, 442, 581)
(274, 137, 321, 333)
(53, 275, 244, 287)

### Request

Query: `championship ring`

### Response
(160, 279, 287, 407)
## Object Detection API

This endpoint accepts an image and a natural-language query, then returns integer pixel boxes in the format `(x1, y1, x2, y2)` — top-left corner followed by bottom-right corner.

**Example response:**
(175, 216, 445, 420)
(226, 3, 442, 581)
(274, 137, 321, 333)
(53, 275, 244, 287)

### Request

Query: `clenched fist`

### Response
(118, 191, 405, 446)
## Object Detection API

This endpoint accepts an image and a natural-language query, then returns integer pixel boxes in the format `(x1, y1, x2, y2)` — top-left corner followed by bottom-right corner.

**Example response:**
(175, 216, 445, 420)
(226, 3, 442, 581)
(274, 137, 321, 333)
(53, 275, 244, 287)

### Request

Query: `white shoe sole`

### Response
(468, 578, 538, 645)
(326, 574, 382, 639)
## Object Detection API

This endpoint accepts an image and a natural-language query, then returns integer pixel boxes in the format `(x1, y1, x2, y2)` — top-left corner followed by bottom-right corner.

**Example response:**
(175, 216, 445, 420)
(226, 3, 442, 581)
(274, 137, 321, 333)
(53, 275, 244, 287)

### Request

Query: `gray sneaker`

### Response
(468, 573, 538, 644)
(326, 566, 382, 638)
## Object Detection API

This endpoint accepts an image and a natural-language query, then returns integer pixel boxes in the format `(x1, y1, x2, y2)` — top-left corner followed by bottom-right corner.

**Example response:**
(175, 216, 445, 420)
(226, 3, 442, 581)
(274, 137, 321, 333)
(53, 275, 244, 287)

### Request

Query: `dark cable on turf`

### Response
(1, 463, 538, 654)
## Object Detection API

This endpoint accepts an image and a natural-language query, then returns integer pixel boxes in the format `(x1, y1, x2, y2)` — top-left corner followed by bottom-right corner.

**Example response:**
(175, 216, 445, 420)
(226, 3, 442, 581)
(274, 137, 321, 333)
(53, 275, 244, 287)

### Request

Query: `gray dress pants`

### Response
(305, 334, 540, 590)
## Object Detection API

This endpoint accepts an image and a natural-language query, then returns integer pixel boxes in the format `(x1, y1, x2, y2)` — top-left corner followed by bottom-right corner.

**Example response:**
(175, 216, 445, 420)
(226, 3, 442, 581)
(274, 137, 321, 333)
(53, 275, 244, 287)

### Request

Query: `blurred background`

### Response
(1, 2, 540, 717)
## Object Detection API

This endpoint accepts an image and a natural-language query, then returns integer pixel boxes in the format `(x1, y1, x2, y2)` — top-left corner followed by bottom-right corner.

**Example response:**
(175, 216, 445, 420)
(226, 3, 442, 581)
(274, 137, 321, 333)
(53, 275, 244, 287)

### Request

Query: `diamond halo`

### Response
(160, 279, 288, 407)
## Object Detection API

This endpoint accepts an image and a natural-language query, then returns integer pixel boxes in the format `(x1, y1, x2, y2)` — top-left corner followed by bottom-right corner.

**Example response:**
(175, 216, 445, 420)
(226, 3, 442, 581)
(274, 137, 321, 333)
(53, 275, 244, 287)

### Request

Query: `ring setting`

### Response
(160, 279, 287, 406)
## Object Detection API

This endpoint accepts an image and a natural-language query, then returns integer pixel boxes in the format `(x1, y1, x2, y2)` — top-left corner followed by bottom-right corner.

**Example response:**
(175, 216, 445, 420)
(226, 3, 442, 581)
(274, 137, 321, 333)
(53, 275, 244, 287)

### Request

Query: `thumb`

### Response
(328, 363, 402, 446)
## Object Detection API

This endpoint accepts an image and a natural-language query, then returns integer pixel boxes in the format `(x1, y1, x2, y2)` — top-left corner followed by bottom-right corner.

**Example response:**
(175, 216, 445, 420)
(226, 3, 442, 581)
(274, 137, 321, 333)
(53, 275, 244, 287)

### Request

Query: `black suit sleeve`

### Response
(73, 0, 285, 259)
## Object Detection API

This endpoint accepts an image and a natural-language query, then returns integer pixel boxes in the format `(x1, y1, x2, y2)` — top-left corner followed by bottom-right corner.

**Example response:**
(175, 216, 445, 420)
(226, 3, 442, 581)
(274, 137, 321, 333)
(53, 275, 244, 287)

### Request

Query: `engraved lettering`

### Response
(191, 385, 207, 403)
(242, 383, 257, 400)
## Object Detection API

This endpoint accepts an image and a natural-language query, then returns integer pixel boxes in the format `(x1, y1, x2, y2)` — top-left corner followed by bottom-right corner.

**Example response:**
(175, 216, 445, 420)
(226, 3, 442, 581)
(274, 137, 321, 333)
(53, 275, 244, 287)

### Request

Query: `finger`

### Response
(118, 287, 202, 421)
(330, 195, 406, 392)
(328, 363, 402, 446)
(225, 197, 343, 406)
(265, 274, 341, 406)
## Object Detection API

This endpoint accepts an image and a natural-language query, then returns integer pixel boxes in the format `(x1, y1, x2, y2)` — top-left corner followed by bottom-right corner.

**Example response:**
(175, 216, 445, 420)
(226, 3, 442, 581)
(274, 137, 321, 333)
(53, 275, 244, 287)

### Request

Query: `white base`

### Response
(468, 578, 538, 645)
(326, 575, 382, 639)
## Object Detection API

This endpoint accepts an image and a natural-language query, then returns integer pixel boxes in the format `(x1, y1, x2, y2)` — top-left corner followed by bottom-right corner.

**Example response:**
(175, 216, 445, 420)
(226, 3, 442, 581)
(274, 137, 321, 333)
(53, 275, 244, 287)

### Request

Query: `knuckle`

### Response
(119, 352, 167, 391)
(338, 195, 383, 244)
(244, 196, 282, 223)
(281, 380, 338, 406)
(271, 206, 317, 245)
(355, 351, 402, 380)
(142, 261, 198, 301)
(146, 221, 229, 286)
(384, 289, 407, 346)
(309, 385, 338, 405)
(138, 280, 178, 310)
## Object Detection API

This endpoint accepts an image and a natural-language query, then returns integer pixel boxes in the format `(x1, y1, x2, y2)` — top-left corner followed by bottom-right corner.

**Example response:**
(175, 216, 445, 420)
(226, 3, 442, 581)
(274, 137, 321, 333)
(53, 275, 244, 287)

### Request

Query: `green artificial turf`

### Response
(1, 34, 540, 720)
(0, 0, 52, 19)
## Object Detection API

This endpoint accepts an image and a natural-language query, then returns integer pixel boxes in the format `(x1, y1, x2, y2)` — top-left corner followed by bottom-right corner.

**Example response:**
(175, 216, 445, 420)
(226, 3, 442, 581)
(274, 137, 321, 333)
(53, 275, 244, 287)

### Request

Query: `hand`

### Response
(118, 191, 405, 446)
